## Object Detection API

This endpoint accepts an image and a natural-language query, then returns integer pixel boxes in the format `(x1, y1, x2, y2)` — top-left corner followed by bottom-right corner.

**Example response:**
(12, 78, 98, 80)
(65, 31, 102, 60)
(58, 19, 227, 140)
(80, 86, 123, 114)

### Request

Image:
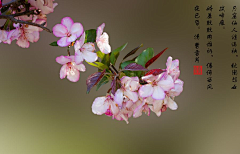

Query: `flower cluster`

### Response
(92, 57, 183, 124)
(0, 0, 57, 48)
(51, 16, 184, 124)
(53, 17, 111, 82)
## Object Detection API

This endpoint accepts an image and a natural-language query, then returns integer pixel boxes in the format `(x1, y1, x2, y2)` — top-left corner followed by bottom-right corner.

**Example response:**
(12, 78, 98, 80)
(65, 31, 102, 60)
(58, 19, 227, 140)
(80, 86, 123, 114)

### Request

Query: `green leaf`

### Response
(102, 54, 110, 66)
(1, 6, 10, 13)
(87, 62, 108, 70)
(110, 42, 128, 65)
(85, 29, 96, 43)
(49, 41, 58, 46)
(135, 48, 154, 67)
(96, 51, 105, 59)
(96, 76, 109, 91)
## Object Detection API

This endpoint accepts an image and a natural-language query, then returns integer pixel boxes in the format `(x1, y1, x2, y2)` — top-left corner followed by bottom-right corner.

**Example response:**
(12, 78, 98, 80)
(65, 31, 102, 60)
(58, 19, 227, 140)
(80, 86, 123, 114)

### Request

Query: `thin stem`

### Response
(110, 63, 119, 74)
(67, 46, 70, 56)
(0, 14, 51, 33)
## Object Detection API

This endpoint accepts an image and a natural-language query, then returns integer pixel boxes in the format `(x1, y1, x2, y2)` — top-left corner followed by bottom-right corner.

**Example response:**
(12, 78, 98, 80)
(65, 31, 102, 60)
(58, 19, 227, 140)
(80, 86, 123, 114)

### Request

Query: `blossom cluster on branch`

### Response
(51, 16, 184, 124)
(0, 0, 184, 124)
(0, 0, 57, 48)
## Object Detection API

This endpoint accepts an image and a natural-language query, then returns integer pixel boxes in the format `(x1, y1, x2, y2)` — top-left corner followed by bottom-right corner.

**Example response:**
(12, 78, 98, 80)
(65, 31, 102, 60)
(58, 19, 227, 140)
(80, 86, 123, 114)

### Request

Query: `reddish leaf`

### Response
(122, 43, 143, 60)
(145, 47, 168, 68)
(145, 69, 165, 76)
(123, 63, 148, 71)
(86, 69, 106, 93)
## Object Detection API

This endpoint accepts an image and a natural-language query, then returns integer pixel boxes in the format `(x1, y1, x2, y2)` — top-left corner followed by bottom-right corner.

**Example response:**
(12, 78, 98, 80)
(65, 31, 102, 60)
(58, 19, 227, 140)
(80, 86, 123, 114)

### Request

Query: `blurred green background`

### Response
(0, 0, 240, 154)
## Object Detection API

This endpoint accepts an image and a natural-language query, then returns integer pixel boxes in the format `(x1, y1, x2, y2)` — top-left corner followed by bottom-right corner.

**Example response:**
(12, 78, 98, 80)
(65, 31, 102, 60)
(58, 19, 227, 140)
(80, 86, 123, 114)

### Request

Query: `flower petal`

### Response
(53, 24, 67, 37)
(16, 36, 29, 48)
(75, 63, 86, 72)
(60, 64, 67, 79)
(74, 50, 84, 65)
(82, 51, 98, 63)
(57, 37, 71, 47)
(152, 86, 165, 100)
(138, 84, 154, 98)
(97, 32, 111, 54)
(96, 23, 105, 41)
(70, 23, 84, 37)
(124, 90, 138, 102)
(67, 34, 77, 43)
(114, 89, 124, 106)
(92, 97, 108, 115)
(167, 97, 178, 110)
(158, 75, 174, 91)
(61, 17, 73, 32)
(56, 55, 71, 65)
(67, 69, 80, 82)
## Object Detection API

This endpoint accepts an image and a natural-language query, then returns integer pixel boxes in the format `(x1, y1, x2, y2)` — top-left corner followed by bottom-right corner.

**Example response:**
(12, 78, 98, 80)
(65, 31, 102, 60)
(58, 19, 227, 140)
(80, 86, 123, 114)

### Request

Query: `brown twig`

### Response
(0, 14, 52, 33)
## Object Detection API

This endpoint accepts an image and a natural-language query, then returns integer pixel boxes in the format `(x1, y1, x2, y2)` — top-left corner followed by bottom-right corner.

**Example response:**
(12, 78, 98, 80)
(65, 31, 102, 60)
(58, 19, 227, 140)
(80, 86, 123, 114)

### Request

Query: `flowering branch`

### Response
(0, 0, 185, 124)
(0, 14, 51, 32)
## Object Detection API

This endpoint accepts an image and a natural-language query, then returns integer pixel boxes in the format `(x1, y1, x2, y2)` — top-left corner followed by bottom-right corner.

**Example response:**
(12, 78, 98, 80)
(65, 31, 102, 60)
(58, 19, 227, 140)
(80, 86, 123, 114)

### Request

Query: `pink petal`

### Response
(110, 103, 119, 115)
(52, 24, 67, 37)
(133, 101, 144, 118)
(114, 89, 124, 106)
(166, 56, 172, 72)
(158, 75, 174, 91)
(61, 17, 74, 32)
(138, 84, 154, 98)
(82, 51, 98, 63)
(171, 59, 179, 69)
(152, 86, 165, 100)
(56, 55, 71, 65)
(97, 32, 111, 54)
(74, 40, 81, 51)
(67, 34, 77, 43)
(67, 69, 80, 82)
(96, 23, 105, 41)
(32, 31, 39, 42)
(74, 50, 84, 65)
(70, 23, 84, 37)
(92, 97, 108, 115)
(124, 90, 138, 102)
(60, 64, 67, 79)
(16, 36, 29, 48)
(57, 37, 71, 47)
(167, 98, 178, 110)
(78, 32, 85, 47)
(75, 63, 86, 72)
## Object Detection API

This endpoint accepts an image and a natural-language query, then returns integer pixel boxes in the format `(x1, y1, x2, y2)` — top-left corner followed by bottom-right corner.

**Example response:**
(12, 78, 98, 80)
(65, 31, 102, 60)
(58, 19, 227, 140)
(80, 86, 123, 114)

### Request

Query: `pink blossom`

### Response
(133, 98, 151, 118)
(15, 24, 40, 48)
(114, 76, 139, 106)
(28, 0, 58, 14)
(139, 74, 174, 100)
(113, 98, 134, 124)
(164, 96, 178, 110)
(53, 17, 84, 47)
(56, 55, 86, 82)
(0, 30, 10, 44)
(168, 79, 184, 97)
(92, 94, 119, 116)
(96, 23, 111, 54)
(74, 32, 98, 64)
(166, 56, 180, 81)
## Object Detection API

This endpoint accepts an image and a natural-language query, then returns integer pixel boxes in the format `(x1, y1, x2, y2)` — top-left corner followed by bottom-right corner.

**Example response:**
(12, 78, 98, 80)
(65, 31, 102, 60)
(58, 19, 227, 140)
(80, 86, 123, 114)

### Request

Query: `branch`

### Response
(0, 14, 52, 33)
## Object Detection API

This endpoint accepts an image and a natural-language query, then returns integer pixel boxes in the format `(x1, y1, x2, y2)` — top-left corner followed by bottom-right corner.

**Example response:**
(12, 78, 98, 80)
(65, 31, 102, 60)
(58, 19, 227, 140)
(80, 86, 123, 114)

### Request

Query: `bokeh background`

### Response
(0, 0, 240, 154)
